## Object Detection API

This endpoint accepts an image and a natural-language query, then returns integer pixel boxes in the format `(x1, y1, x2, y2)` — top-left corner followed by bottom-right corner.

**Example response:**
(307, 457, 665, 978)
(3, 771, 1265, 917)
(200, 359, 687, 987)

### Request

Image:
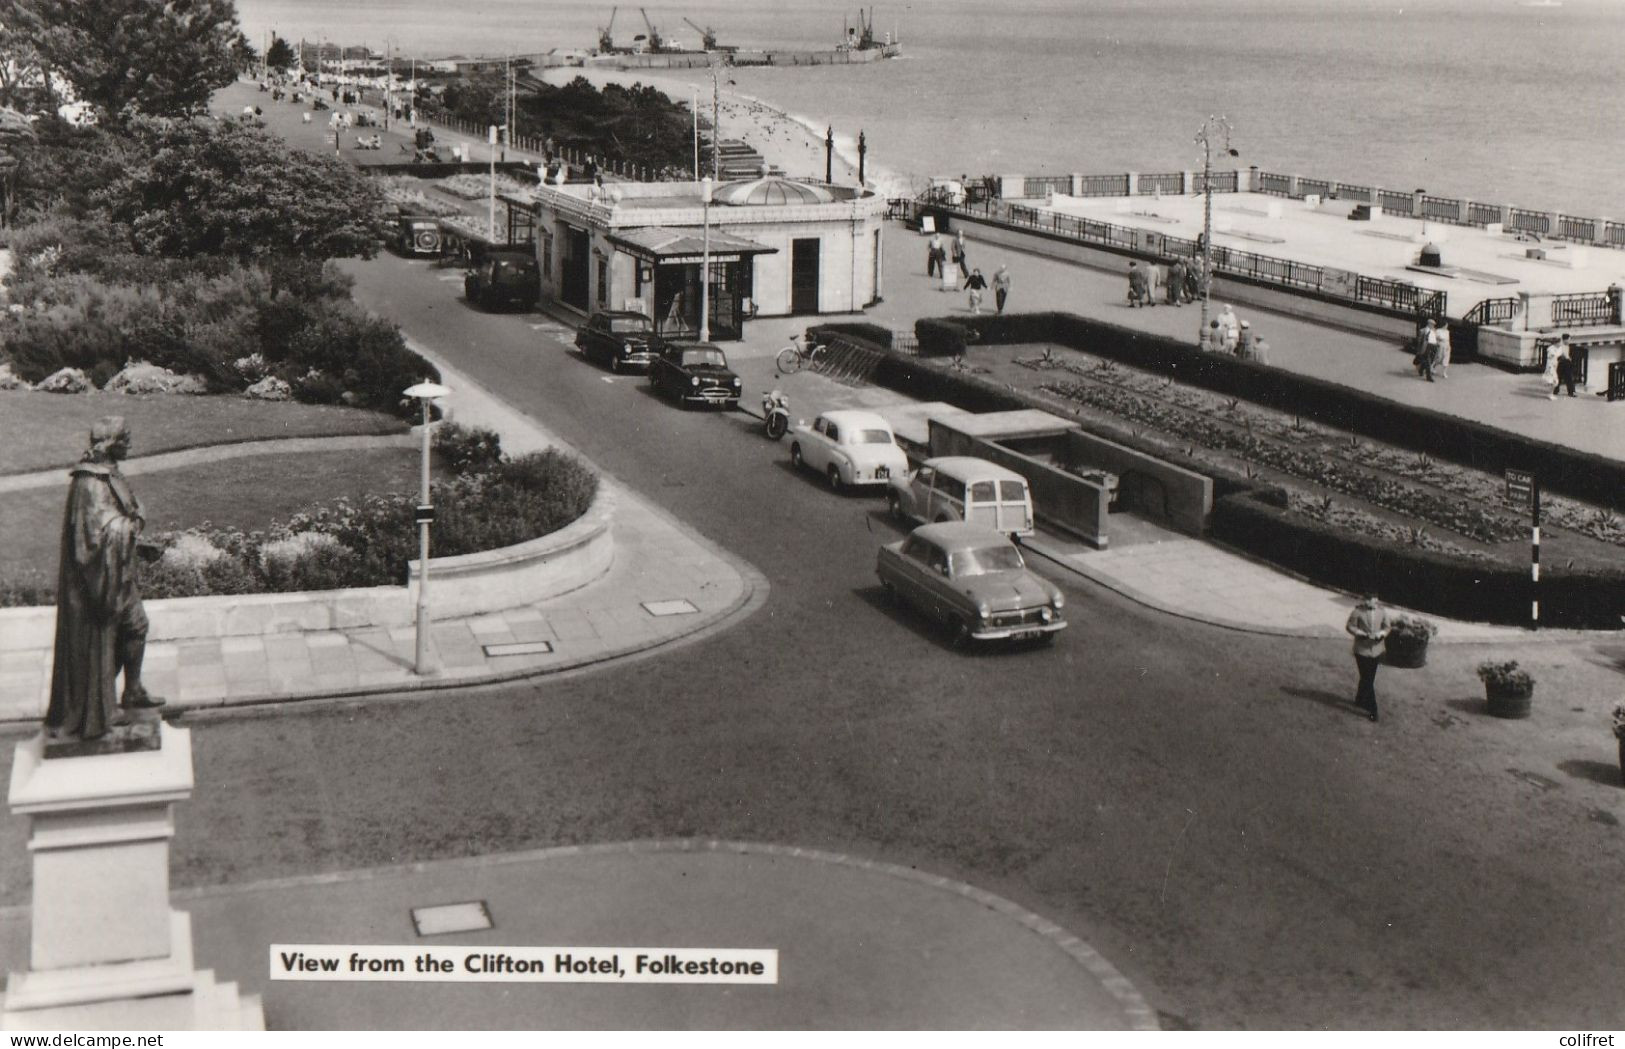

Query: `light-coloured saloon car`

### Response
(876, 522, 1067, 647)
(789, 410, 909, 491)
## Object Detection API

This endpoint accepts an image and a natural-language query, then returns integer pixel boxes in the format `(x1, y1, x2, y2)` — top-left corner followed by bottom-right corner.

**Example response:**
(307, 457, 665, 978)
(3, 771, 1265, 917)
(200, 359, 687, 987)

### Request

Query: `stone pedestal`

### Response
(1, 725, 263, 1030)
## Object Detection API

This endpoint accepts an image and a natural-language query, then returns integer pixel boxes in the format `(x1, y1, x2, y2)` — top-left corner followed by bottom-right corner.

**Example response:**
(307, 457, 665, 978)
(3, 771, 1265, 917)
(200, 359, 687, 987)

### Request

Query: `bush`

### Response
(1477, 660, 1534, 695)
(807, 322, 893, 349)
(432, 422, 505, 475)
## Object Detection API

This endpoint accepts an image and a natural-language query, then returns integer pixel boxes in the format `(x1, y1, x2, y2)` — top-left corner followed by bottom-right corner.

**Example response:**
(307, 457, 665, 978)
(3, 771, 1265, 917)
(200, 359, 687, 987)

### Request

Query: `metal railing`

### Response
(1255, 171, 1292, 196)
(1193, 170, 1237, 194)
(1023, 175, 1072, 199)
(1463, 297, 1520, 327)
(1557, 215, 1597, 242)
(1377, 189, 1412, 216)
(1138, 172, 1183, 195)
(1548, 292, 1613, 329)
(1507, 207, 1551, 236)
(1466, 202, 1503, 226)
(1078, 173, 1130, 197)
(1422, 195, 1465, 224)
(911, 196, 1445, 320)
(1334, 183, 1374, 203)
(1298, 177, 1332, 199)
(1606, 222, 1625, 249)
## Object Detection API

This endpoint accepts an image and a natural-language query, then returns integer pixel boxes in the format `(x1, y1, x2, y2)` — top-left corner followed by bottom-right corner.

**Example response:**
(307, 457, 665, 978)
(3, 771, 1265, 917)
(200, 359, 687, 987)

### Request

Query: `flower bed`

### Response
(1028, 360, 1523, 544)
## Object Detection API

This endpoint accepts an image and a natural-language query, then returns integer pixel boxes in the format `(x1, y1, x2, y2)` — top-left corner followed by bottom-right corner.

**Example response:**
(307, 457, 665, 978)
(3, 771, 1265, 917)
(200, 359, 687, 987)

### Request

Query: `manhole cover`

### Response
(642, 599, 698, 617)
(482, 640, 554, 657)
(412, 901, 493, 937)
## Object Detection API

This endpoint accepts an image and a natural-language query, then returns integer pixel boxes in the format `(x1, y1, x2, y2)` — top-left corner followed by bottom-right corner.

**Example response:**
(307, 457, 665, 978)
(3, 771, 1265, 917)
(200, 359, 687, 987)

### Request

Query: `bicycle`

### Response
(775, 334, 827, 375)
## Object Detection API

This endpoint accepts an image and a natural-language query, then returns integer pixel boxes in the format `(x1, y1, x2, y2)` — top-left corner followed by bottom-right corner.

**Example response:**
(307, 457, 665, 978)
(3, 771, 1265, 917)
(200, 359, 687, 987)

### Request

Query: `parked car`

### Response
(648, 343, 742, 409)
(886, 456, 1035, 537)
(576, 311, 665, 373)
(876, 522, 1067, 647)
(464, 250, 539, 311)
(788, 410, 909, 492)
(396, 216, 444, 257)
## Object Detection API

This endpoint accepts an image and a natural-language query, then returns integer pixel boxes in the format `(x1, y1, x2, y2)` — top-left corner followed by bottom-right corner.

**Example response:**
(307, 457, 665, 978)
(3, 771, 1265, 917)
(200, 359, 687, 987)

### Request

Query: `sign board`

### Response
(660, 254, 741, 265)
(1504, 469, 1533, 508)
(919, 215, 937, 234)
(1136, 229, 1164, 255)
(415, 504, 436, 524)
(1322, 267, 1359, 299)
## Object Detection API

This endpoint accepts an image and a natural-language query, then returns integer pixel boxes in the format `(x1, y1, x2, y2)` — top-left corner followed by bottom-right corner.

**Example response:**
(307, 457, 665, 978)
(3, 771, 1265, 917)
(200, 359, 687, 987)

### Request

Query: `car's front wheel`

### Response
(609, 353, 622, 374)
(948, 616, 973, 649)
(827, 465, 844, 492)
(790, 443, 804, 470)
(887, 491, 906, 522)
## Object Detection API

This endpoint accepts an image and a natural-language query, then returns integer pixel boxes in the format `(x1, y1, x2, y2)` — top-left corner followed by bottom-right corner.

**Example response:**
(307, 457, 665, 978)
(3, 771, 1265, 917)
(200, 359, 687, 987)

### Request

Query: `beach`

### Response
(545, 66, 914, 199)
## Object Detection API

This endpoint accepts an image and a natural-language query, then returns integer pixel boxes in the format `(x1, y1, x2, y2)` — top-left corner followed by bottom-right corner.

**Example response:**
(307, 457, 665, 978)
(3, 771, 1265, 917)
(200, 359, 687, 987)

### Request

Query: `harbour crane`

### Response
(598, 7, 618, 53)
(639, 8, 667, 53)
(682, 16, 719, 51)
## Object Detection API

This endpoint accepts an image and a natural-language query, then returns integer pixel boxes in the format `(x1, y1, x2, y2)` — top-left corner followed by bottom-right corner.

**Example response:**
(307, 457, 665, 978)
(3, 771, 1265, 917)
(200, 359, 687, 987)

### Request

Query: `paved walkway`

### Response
(0, 840, 1156, 1030)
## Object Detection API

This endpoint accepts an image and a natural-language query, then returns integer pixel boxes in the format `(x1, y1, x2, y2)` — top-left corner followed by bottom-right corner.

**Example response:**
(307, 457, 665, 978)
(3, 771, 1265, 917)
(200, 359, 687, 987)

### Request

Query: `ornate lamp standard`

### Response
(1195, 115, 1238, 345)
(404, 380, 450, 675)
(699, 175, 713, 342)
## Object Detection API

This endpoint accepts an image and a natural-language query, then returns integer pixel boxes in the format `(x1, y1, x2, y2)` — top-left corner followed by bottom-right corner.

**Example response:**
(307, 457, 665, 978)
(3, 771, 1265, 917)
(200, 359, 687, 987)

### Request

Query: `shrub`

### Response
(1387, 614, 1438, 643)
(1476, 660, 1534, 695)
(432, 422, 505, 475)
(807, 322, 893, 349)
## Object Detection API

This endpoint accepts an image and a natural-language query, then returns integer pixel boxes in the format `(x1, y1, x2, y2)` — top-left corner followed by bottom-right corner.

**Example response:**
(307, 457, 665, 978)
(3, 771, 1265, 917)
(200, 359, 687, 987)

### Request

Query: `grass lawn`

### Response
(0, 391, 408, 475)
(0, 448, 443, 585)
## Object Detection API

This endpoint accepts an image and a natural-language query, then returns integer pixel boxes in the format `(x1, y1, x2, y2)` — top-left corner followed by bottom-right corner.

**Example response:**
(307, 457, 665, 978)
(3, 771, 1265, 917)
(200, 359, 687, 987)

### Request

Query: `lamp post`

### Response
(488, 124, 505, 242)
(1195, 115, 1238, 346)
(404, 380, 451, 675)
(691, 86, 700, 179)
(699, 175, 712, 342)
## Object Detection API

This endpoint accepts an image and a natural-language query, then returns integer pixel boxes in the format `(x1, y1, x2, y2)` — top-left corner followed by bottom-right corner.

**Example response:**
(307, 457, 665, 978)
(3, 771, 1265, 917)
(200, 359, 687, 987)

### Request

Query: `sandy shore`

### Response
(548, 66, 913, 198)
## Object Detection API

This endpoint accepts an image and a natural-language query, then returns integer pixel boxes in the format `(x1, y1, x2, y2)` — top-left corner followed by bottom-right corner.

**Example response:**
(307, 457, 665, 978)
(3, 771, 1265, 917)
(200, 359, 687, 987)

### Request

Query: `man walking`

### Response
(1553, 333, 1577, 397)
(1345, 592, 1391, 722)
(992, 264, 1011, 314)
(1128, 261, 1151, 307)
(964, 267, 989, 315)
(1166, 258, 1186, 306)
(1416, 319, 1440, 382)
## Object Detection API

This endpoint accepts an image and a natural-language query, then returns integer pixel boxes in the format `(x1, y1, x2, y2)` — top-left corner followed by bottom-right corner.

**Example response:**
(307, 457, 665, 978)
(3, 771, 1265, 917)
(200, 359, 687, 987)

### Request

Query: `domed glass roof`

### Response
(714, 176, 836, 207)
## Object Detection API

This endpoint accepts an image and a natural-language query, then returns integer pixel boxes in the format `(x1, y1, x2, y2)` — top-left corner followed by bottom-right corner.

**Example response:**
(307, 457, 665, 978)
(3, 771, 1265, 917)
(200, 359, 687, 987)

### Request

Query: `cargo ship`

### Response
(584, 7, 901, 70)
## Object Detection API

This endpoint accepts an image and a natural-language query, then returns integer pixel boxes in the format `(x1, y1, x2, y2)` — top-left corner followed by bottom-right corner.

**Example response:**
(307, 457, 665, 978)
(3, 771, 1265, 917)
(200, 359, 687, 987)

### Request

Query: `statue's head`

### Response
(88, 416, 131, 463)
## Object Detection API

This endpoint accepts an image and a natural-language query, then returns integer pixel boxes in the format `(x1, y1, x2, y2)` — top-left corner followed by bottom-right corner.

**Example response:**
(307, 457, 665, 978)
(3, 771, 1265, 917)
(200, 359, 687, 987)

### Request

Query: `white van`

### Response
(885, 456, 1035, 538)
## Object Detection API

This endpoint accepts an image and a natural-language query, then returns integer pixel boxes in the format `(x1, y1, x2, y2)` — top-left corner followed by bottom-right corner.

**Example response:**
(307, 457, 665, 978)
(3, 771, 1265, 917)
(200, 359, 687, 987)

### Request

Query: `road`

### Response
(7, 249, 1621, 1030)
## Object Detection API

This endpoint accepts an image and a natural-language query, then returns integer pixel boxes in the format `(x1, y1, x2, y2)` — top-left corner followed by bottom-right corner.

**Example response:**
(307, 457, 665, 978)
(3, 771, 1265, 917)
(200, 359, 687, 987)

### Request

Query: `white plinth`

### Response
(2, 725, 263, 1030)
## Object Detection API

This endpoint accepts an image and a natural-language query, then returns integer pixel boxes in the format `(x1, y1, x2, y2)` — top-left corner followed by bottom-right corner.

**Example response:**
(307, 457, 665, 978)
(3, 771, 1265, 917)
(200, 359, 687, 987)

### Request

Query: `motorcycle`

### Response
(762, 389, 790, 440)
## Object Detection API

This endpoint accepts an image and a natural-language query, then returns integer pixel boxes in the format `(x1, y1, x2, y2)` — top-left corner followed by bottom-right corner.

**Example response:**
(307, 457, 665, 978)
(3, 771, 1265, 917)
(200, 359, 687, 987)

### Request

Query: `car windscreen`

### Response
(950, 545, 1025, 577)
(681, 350, 727, 368)
(609, 318, 651, 333)
(854, 429, 894, 445)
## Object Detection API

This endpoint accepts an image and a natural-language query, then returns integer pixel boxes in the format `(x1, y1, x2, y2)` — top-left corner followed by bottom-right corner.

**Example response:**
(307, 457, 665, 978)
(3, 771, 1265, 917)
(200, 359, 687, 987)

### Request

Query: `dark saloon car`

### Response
(396, 215, 444, 257)
(648, 343, 742, 409)
(464, 250, 539, 311)
(576, 311, 666, 373)
(876, 522, 1067, 647)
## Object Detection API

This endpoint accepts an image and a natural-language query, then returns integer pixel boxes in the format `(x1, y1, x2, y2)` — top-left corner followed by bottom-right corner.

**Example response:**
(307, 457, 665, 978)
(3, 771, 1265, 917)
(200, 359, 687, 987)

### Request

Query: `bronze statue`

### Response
(45, 416, 164, 746)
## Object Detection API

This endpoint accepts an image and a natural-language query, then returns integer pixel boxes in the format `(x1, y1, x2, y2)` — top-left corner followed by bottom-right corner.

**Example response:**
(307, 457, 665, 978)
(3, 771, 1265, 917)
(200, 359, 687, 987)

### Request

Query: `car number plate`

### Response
(1011, 629, 1045, 641)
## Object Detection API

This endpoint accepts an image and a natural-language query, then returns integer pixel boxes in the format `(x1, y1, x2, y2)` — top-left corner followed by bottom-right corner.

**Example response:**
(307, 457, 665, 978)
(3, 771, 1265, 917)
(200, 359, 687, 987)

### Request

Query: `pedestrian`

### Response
(992, 264, 1011, 314)
(1185, 263, 1204, 304)
(1415, 318, 1440, 382)
(1236, 319, 1255, 360)
(1128, 261, 1151, 307)
(952, 230, 969, 279)
(1205, 319, 1225, 353)
(1435, 322, 1452, 379)
(1251, 335, 1271, 366)
(964, 267, 988, 315)
(1554, 335, 1577, 397)
(927, 231, 944, 278)
(1166, 258, 1186, 306)
(1542, 338, 1562, 400)
(1218, 304, 1239, 353)
(1345, 592, 1392, 721)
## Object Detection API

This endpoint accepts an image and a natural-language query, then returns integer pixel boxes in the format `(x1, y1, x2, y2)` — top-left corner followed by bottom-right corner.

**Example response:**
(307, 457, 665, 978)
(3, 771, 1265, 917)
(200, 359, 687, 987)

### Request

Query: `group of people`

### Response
(925, 230, 1012, 316)
(1202, 303, 1269, 363)
(1127, 258, 1206, 308)
(1541, 331, 1580, 399)
(1413, 318, 1453, 382)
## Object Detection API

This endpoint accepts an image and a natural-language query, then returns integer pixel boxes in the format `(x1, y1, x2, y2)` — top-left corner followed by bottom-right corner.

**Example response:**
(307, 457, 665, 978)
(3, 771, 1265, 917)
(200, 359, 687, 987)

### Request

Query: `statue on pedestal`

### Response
(44, 416, 165, 755)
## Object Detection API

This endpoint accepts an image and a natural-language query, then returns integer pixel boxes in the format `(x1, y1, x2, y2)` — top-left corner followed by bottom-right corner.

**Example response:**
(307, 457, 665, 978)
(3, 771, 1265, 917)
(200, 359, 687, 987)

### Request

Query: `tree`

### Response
(7, 0, 242, 119)
(99, 117, 388, 264)
(266, 34, 296, 73)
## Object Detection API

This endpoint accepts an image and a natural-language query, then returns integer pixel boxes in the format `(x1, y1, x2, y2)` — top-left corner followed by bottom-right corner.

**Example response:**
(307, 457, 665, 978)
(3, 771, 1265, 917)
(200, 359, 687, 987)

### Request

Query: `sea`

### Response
(233, 0, 1625, 219)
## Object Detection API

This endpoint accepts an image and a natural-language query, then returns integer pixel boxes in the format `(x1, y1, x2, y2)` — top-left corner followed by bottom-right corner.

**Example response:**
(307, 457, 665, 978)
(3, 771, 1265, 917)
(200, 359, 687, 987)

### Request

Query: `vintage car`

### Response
(886, 456, 1035, 537)
(575, 310, 665, 373)
(876, 522, 1067, 647)
(648, 343, 742, 409)
(464, 250, 539, 311)
(396, 215, 444, 257)
(788, 410, 909, 492)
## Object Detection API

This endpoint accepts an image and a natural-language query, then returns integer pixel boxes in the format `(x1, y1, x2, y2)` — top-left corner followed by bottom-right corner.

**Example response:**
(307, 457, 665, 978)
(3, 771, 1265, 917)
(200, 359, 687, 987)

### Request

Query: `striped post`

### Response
(1530, 477, 1541, 630)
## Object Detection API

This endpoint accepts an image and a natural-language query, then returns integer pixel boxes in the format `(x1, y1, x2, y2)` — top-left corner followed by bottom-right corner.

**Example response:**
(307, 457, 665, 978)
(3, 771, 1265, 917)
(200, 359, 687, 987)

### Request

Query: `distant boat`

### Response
(1518, 0, 1561, 7)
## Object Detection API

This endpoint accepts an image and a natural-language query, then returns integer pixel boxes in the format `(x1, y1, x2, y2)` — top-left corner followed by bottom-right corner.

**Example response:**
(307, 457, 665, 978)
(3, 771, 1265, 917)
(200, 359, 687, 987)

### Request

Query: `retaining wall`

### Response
(0, 487, 616, 654)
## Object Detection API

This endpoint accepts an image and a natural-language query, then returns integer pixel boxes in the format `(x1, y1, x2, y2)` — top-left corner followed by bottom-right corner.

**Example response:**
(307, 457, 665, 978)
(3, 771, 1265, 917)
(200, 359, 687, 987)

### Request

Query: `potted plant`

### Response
(1384, 614, 1437, 668)
(1612, 703, 1625, 787)
(1477, 660, 1535, 719)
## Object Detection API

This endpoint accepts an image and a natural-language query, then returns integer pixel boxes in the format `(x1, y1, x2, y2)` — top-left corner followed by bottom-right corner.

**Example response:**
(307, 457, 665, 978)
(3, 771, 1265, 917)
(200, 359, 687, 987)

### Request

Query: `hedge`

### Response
(806, 321, 894, 349)
(915, 311, 1625, 511)
(1210, 490, 1625, 628)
